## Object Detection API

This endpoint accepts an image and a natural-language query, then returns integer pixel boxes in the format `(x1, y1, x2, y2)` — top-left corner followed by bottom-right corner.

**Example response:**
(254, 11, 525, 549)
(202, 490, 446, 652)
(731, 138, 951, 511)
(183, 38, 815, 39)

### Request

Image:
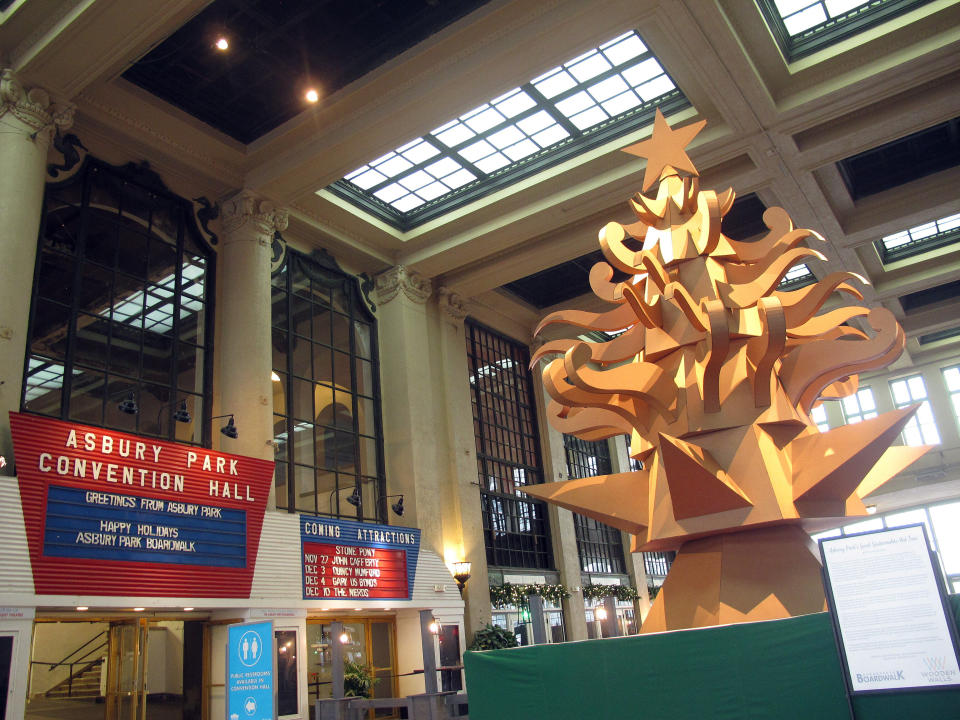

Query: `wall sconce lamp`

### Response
(428, 617, 441, 634)
(345, 485, 362, 508)
(212, 414, 238, 439)
(452, 561, 471, 595)
(380, 494, 404, 517)
(118, 392, 139, 415)
(595, 606, 608, 621)
(157, 399, 192, 430)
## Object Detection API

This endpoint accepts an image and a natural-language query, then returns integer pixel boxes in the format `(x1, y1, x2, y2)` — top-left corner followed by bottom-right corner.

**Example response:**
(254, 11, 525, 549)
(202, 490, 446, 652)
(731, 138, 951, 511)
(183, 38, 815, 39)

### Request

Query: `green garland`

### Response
(581, 583, 641, 603)
(489, 582, 570, 608)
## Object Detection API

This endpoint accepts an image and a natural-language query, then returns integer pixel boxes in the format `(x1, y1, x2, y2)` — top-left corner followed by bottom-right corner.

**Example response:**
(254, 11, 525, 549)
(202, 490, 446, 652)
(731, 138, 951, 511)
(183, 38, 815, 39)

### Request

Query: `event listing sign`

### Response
(301, 515, 420, 600)
(9, 412, 274, 597)
(226, 620, 275, 720)
(820, 525, 960, 693)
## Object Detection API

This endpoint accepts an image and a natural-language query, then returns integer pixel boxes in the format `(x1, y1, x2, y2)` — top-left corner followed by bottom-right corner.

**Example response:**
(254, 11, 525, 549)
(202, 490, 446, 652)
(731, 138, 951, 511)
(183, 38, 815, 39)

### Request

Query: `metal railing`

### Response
(316, 691, 469, 720)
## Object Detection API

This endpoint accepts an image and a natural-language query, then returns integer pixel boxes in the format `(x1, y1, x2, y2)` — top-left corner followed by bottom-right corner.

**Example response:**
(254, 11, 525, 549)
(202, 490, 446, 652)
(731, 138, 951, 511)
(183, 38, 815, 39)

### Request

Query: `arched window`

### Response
(22, 159, 215, 445)
(271, 249, 385, 521)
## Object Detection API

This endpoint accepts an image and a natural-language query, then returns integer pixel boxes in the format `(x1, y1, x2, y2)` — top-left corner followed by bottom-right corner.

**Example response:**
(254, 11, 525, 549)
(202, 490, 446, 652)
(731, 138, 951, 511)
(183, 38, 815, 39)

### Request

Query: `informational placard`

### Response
(820, 525, 960, 693)
(301, 515, 420, 600)
(226, 620, 275, 720)
(9, 412, 274, 597)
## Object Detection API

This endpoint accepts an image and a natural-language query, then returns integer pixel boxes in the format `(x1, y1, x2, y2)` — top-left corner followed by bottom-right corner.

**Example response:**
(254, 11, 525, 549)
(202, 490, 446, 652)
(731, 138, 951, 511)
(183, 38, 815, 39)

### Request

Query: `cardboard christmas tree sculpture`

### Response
(525, 110, 931, 633)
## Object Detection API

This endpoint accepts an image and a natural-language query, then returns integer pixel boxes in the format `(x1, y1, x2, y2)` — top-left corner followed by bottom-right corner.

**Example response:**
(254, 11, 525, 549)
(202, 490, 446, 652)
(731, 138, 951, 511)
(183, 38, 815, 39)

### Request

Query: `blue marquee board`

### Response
(300, 515, 421, 601)
(44, 485, 247, 567)
(226, 620, 275, 720)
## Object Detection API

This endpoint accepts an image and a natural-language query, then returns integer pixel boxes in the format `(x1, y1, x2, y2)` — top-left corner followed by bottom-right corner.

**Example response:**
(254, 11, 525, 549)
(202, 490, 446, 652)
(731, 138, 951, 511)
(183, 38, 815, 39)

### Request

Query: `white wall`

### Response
(28, 621, 108, 696)
(146, 622, 183, 695)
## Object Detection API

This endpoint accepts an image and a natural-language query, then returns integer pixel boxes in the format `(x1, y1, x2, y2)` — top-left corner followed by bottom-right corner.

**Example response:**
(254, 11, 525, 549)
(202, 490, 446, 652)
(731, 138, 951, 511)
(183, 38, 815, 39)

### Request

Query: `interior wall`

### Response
(147, 621, 184, 695)
(28, 621, 109, 696)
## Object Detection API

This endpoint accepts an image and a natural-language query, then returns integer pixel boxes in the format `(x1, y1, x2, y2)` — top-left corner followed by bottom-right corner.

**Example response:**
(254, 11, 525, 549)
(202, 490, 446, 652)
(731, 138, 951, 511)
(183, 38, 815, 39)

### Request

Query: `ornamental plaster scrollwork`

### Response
(374, 266, 432, 305)
(220, 191, 290, 248)
(437, 286, 468, 321)
(0, 69, 74, 144)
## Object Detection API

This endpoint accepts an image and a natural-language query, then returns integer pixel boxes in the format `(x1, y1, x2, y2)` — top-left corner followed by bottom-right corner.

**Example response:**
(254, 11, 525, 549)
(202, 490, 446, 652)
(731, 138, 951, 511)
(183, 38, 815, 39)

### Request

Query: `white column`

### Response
(0, 69, 73, 469)
(609, 434, 652, 623)
(217, 191, 287, 468)
(436, 287, 492, 637)
(374, 267, 444, 548)
(534, 376, 589, 642)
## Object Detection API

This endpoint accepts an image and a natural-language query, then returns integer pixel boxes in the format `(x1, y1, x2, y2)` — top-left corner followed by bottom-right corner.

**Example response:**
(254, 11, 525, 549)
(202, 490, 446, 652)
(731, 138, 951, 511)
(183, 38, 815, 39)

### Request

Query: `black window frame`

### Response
(270, 248, 386, 522)
(466, 319, 553, 571)
(563, 434, 627, 575)
(21, 157, 216, 446)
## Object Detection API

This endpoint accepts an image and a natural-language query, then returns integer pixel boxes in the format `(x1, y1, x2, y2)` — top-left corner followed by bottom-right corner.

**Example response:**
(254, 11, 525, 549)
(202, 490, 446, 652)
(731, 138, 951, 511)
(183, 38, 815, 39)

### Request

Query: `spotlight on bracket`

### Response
(212, 414, 238, 439)
(118, 392, 139, 415)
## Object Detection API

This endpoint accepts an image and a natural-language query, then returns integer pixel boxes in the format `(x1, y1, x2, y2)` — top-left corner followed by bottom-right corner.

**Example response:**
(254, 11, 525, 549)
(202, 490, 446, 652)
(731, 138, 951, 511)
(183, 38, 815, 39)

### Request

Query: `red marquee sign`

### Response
(302, 542, 409, 599)
(9, 412, 274, 598)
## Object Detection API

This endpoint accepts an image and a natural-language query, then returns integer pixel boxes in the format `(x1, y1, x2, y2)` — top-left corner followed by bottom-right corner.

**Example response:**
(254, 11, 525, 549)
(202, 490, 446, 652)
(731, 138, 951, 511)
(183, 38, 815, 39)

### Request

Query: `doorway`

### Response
(26, 619, 188, 720)
(306, 617, 397, 716)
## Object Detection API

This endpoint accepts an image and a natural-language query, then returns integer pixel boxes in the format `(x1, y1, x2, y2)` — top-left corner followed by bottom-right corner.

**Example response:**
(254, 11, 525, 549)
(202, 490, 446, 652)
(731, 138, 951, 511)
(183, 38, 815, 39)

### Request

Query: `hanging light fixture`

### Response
(212, 414, 238, 439)
(173, 399, 192, 423)
(378, 494, 404, 517)
(118, 392, 139, 415)
(346, 486, 362, 507)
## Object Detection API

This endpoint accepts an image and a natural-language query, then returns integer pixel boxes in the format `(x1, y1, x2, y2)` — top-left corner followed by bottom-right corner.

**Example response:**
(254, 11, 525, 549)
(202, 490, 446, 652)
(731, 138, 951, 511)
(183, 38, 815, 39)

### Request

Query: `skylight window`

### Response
(877, 212, 960, 263)
(757, 0, 934, 61)
(778, 263, 816, 290)
(330, 30, 687, 231)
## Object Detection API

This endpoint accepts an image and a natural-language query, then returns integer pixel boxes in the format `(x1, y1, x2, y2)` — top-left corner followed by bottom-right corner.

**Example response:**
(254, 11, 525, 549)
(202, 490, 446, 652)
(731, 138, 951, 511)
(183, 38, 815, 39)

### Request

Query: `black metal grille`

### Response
(23, 159, 215, 445)
(564, 435, 626, 574)
(466, 320, 552, 570)
(271, 250, 385, 521)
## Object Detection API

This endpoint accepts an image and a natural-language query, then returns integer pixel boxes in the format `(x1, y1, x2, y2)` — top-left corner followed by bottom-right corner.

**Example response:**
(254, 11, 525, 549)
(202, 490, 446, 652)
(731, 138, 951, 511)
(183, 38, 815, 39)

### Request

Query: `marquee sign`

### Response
(300, 515, 420, 600)
(9, 412, 274, 597)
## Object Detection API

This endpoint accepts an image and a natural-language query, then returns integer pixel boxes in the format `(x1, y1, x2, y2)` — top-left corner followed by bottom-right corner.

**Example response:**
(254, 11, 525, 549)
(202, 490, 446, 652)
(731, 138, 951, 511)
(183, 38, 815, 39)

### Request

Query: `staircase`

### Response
(45, 658, 103, 699)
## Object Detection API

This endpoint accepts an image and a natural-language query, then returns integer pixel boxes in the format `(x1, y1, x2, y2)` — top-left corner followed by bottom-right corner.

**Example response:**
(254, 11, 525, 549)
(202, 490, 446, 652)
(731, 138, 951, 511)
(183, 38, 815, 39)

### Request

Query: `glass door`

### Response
(105, 621, 147, 720)
(306, 617, 397, 716)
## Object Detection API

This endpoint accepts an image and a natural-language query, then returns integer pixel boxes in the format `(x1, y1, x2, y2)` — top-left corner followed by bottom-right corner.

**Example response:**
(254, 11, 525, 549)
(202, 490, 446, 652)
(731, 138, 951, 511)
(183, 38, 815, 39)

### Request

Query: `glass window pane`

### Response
(930, 503, 960, 575)
(295, 465, 316, 513)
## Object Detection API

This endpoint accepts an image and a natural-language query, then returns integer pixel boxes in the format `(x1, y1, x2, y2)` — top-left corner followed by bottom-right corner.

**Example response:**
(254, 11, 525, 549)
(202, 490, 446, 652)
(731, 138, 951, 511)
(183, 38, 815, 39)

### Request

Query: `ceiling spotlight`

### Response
(305, 88, 319, 103)
(118, 392, 139, 415)
(215, 37, 229, 51)
(173, 399, 192, 424)
(346, 486, 362, 508)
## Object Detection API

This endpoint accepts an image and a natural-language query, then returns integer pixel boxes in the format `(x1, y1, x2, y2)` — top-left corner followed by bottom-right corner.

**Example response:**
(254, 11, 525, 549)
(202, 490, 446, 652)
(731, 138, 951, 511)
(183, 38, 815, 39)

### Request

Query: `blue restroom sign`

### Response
(227, 621, 275, 720)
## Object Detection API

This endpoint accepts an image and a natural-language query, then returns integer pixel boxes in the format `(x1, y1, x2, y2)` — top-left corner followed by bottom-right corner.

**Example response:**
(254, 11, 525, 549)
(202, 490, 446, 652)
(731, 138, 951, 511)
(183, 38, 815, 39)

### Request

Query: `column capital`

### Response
(0, 69, 74, 144)
(374, 266, 432, 305)
(220, 191, 289, 247)
(437, 286, 468, 322)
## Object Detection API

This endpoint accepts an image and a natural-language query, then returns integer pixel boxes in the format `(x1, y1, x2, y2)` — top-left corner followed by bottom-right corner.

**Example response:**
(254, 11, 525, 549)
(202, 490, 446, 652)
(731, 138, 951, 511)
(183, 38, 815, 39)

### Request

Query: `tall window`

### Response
(890, 374, 940, 446)
(466, 321, 552, 570)
(271, 250, 385, 521)
(564, 435, 626, 575)
(23, 159, 214, 444)
(811, 404, 830, 432)
(840, 387, 877, 425)
(944, 365, 960, 427)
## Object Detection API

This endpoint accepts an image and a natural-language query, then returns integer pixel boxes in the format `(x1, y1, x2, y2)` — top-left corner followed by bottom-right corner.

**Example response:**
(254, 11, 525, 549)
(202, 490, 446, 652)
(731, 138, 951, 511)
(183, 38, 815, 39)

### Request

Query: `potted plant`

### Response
(467, 623, 519, 651)
(343, 660, 378, 698)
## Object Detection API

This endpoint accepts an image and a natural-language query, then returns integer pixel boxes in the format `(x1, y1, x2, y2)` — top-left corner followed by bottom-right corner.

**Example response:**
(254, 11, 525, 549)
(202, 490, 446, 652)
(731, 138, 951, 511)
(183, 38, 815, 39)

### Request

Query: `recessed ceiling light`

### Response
(76, 606, 88, 611)
(183, 607, 194, 612)
(215, 37, 229, 51)
(133, 607, 145, 612)
(305, 88, 319, 104)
